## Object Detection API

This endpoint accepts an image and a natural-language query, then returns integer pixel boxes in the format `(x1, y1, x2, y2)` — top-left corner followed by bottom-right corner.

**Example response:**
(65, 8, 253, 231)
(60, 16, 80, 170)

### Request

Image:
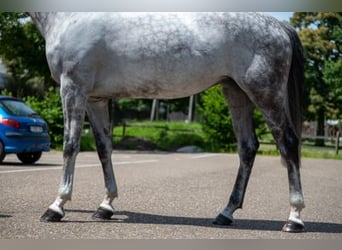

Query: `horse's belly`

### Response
(93, 75, 219, 99)
(92, 56, 225, 99)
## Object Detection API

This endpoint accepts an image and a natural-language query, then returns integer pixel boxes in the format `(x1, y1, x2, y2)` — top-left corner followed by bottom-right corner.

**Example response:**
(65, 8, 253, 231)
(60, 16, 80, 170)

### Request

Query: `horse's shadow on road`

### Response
(64, 209, 342, 233)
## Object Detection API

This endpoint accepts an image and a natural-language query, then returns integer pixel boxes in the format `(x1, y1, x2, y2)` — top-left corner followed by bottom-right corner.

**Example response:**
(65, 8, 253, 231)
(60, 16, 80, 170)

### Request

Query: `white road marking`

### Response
(0, 154, 221, 175)
(0, 159, 159, 174)
(190, 153, 221, 159)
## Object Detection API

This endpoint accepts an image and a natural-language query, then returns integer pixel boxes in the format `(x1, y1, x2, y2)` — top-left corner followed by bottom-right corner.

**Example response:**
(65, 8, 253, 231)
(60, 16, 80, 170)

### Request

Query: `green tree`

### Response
(0, 13, 65, 148)
(0, 12, 52, 97)
(291, 12, 342, 145)
(323, 58, 342, 119)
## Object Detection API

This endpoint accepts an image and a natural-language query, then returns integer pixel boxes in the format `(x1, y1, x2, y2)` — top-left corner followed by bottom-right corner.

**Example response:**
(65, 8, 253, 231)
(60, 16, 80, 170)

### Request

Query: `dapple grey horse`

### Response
(30, 12, 305, 232)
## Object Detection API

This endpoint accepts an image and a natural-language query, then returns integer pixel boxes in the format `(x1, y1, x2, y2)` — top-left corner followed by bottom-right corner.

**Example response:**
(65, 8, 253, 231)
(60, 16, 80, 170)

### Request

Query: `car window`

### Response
(0, 99, 36, 117)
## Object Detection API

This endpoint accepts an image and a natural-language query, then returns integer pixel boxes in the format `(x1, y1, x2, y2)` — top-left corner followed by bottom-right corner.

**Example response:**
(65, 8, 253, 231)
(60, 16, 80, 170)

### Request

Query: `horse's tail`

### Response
(281, 22, 305, 143)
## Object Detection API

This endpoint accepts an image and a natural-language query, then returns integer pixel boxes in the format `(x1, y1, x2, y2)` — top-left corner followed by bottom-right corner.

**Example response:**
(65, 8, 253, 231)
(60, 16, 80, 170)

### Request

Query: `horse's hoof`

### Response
(92, 207, 114, 220)
(282, 220, 305, 233)
(40, 208, 64, 222)
(213, 213, 233, 226)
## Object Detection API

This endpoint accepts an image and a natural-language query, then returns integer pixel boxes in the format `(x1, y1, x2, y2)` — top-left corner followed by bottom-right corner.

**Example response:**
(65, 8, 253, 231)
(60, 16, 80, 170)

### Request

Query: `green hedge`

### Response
(24, 87, 64, 149)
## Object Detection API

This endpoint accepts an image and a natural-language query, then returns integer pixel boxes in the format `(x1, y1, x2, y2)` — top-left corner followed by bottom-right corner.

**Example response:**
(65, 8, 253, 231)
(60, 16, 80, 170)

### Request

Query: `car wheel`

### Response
(0, 141, 5, 163)
(17, 152, 42, 164)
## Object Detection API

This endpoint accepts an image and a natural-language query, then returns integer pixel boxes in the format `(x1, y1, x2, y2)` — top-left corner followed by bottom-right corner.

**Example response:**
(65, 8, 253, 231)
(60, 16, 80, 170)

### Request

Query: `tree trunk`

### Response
(187, 95, 194, 123)
(150, 99, 158, 121)
(315, 109, 325, 146)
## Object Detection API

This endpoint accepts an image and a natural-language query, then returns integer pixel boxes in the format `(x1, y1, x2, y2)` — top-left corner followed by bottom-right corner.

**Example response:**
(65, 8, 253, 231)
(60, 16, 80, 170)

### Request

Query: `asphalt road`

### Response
(0, 151, 341, 239)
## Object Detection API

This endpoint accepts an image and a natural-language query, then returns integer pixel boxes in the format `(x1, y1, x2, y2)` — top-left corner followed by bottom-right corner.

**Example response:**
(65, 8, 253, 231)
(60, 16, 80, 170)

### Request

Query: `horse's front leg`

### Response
(86, 99, 117, 220)
(40, 74, 86, 222)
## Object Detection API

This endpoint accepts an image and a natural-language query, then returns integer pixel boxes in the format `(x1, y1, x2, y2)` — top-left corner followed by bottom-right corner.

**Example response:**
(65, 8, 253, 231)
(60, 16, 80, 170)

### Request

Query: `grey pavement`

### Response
(0, 151, 341, 239)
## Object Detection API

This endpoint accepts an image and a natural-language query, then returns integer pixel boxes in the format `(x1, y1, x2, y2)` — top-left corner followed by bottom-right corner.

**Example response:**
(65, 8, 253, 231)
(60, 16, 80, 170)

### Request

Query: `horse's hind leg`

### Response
(86, 99, 117, 220)
(278, 127, 305, 232)
(236, 54, 305, 232)
(260, 110, 305, 232)
(41, 74, 86, 222)
(213, 79, 259, 226)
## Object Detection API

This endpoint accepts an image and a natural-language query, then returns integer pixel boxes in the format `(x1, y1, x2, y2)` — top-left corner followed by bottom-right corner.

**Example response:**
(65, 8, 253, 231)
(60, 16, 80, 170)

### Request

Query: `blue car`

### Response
(0, 96, 50, 164)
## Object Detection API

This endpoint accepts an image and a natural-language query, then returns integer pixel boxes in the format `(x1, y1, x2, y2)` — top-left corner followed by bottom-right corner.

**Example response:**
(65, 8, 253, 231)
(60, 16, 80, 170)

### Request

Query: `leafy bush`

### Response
(80, 129, 96, 151)
(197, 85, 269, 152)
(197, 85, 236, 152)
(24, 87, 64, 149)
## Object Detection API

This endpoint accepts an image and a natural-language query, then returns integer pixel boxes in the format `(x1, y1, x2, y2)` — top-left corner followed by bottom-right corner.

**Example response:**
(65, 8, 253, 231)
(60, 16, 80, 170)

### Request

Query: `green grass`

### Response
(258, 143, 342, 160)
(78, 120, 342, 160)
(301, 145, 342, 160)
